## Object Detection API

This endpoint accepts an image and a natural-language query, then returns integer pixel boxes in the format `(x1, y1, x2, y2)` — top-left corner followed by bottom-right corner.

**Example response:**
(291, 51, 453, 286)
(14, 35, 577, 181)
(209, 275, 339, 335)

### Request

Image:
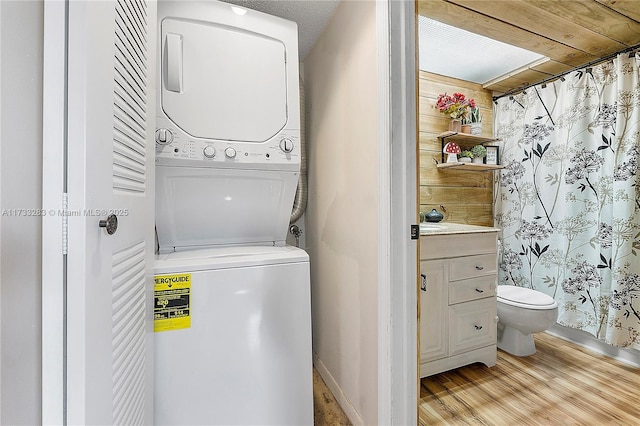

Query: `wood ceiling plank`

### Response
(485, 80, 526, 96)
(448, 0, 627, 56)
(596, 0, 640, 22)
(529, 0, 640, 46)
(483, 68, 551, 93)
(529, 60, 574, 76)
(417, 0, 596, 66)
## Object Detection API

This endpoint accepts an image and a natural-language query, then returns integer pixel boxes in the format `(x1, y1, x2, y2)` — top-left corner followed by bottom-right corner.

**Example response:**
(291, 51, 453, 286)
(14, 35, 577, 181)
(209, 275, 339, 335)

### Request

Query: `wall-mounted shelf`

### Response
(436, 162, 504, 170)
(438, 131, 503, 170)
(438, 131, 498, 145)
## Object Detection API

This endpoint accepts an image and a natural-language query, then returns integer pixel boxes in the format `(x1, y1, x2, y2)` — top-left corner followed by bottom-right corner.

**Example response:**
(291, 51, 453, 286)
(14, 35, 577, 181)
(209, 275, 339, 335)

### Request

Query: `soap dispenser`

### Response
(425, 208, 444, 223)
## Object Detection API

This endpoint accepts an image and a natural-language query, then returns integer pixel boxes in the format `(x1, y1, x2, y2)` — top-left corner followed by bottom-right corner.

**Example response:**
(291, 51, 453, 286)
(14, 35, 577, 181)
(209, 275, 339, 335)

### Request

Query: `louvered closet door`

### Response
(65, 0, 156, 424)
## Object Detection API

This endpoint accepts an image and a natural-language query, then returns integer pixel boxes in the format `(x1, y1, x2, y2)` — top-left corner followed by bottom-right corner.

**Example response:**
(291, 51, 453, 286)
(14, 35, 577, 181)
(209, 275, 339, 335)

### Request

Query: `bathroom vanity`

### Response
(419, 223, 499, 378)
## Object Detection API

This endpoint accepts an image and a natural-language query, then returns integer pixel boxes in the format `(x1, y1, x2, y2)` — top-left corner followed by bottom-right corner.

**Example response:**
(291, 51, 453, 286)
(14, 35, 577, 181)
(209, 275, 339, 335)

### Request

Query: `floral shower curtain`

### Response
(495, 52, 640, 350)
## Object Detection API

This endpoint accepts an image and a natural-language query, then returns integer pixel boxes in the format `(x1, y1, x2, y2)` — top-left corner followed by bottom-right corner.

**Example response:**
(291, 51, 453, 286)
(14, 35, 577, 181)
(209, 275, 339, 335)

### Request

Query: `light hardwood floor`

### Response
(313, 367, 352, 425)
(419, 333, 640, 425)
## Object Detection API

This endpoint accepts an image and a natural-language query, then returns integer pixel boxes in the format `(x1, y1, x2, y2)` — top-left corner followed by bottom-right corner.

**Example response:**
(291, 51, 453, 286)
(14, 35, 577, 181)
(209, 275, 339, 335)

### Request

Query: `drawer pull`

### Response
(474, 325, 483, 330)
(475, 288, 484, 293)
(475, 265, 484, 271)
(420, 274, 427, 292)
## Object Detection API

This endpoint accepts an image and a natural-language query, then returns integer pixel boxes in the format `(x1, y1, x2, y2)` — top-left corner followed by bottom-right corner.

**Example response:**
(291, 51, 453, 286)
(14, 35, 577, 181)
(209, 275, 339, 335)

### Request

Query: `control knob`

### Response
(224, 147, 237, 159)
(203, 145, 216, 158)
(279, 138, 294, 153)
(155, 128, 173, 145)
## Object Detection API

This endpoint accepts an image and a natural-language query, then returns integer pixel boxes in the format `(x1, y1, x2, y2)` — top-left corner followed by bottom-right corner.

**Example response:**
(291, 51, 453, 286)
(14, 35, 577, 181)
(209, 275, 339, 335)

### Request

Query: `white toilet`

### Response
(496, 285, 558, 356)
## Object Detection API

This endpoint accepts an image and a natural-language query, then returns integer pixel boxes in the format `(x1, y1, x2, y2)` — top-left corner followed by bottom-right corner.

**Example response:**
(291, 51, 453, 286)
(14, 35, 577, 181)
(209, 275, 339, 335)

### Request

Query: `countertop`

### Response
(419, 222, 500, 236)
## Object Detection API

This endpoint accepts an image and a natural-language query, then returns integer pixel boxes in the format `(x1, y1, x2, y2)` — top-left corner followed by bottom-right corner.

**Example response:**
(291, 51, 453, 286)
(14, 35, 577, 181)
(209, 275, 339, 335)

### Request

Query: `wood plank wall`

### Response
(419, 71, 495, 227)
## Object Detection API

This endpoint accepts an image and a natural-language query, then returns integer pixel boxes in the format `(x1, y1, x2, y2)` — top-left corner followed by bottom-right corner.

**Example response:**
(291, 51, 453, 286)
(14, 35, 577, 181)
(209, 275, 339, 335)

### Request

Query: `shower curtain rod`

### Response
(492, 42, 640, 102)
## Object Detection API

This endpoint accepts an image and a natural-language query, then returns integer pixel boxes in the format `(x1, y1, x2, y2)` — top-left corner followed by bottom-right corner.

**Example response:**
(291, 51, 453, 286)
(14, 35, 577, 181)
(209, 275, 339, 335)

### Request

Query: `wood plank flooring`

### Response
(419, 333, 640, 425)
(313, 367, 352, 425)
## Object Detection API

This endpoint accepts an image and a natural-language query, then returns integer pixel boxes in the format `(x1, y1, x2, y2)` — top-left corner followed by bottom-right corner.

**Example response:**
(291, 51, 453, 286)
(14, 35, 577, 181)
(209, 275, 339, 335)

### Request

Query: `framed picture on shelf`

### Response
(485, 146, 499, 165)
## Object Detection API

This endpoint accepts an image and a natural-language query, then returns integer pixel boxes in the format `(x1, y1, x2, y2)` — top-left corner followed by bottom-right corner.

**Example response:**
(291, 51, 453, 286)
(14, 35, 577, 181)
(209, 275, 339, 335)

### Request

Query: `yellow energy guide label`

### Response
(154, 273, 191, 332)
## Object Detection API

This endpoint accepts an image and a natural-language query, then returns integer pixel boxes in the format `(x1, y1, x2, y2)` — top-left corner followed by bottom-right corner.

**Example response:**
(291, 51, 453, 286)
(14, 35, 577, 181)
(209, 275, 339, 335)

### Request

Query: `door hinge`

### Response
(62, 192, 68, 255)
(410, 224, 419, 240)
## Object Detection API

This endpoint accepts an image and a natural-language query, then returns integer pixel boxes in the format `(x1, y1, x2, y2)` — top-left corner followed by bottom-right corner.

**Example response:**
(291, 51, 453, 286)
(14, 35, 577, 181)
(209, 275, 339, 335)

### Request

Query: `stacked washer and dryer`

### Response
(153, 1, 312, 424)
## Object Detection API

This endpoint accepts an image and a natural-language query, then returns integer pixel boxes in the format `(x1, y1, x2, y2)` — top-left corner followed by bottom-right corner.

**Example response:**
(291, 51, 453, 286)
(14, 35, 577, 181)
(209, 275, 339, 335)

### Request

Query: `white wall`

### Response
(0, 1, 43, 424)
(304, 1, 379, 424)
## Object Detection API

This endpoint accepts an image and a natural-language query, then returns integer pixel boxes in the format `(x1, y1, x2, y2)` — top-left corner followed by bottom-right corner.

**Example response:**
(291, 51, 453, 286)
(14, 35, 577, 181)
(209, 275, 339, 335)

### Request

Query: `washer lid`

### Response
(155, 245, 309, 274)
(497, 285, 556, 307)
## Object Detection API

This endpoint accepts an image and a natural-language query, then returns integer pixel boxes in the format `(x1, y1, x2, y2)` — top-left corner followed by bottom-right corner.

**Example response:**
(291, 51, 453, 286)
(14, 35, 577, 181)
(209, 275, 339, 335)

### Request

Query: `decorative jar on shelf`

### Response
(448, 119, 462, 132)
(461, 124, 472, 133)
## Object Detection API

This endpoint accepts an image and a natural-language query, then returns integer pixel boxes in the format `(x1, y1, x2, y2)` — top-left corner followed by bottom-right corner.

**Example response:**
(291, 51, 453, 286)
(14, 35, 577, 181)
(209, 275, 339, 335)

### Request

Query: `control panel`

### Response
(155, 116, 301, 170)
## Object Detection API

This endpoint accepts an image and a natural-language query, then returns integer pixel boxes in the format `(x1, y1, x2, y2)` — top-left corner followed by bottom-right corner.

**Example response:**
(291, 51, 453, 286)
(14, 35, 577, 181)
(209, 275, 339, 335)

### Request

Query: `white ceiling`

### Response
(222, 0, 341, 60)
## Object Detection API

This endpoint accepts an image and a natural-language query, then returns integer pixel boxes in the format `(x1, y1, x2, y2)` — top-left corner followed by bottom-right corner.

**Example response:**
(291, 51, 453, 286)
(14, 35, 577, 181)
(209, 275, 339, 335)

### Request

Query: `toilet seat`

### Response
(497, 285, 557, 310)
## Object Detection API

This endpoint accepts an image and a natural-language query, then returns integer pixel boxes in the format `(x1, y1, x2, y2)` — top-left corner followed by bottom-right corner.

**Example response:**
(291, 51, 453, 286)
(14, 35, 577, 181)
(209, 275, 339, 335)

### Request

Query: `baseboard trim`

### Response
(546, 324, 640, 368)
(313, 355, 364, 426)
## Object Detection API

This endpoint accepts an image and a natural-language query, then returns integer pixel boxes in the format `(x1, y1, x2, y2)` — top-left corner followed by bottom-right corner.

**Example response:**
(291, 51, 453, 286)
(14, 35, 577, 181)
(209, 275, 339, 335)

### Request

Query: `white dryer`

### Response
(153, 1, 312, 424)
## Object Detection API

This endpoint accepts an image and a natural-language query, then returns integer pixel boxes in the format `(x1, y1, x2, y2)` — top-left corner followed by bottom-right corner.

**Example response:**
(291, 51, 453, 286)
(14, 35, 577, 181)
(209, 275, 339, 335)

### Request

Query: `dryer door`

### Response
(160, 18, 288, 143)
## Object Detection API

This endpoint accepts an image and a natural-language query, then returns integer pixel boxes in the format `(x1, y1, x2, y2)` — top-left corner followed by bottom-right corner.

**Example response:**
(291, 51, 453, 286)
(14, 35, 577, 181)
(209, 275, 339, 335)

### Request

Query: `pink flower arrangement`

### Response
(436, 92, 476, 120)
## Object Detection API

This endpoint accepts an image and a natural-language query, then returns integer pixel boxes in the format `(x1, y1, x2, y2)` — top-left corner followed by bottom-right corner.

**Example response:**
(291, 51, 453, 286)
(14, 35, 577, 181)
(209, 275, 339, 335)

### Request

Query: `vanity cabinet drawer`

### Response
(449, 254, 496, 281)
(420, 232, 497, 260)
(449, 275, 496, 305)
(449, 298, 497, 356)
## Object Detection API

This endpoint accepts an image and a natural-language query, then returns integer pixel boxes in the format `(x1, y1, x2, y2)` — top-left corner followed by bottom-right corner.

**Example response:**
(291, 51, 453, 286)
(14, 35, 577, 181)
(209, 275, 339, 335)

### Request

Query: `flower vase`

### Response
(470, 122, 482, 135)
(449, 119, 462, 132)
(461, 124, 472, 134)
(472, 157, 484, 164)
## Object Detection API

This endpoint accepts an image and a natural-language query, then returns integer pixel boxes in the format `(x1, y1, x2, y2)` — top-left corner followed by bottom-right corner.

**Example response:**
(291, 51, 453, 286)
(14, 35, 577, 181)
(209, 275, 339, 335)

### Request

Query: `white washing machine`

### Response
(154, 246, 311, 425)
(153, 2, 312, 424)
